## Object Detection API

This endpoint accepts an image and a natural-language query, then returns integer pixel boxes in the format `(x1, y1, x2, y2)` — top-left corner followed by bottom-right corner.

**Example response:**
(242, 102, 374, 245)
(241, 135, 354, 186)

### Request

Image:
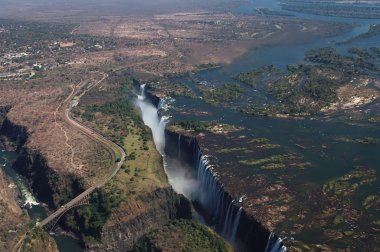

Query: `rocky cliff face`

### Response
(135, 83, 276, 251)
(0, 106, 11, 121)
(89, 187, 193, 251)
(0, 115, 84, 208)
(1, 111, 195, 251)
(0, 116, 28, 152)
(0, 168, 29, 251)
(165, 127, 272, 252)
(12, 150, 85, 208)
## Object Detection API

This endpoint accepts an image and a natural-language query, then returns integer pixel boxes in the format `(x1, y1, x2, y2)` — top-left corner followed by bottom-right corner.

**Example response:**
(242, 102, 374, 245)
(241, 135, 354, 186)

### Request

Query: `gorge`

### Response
(135, 84, 287, 252)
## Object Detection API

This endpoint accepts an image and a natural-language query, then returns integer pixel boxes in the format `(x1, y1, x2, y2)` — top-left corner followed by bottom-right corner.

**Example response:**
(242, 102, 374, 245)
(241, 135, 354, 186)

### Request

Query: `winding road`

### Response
(36, 73, 126, 229)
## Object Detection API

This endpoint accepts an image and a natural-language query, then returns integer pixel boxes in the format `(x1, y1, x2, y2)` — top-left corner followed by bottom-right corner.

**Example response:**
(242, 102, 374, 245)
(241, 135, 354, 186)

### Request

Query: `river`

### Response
(0, 144, 83, 251)
(1, 0, 380, 251)
(158, 0, 380, 250)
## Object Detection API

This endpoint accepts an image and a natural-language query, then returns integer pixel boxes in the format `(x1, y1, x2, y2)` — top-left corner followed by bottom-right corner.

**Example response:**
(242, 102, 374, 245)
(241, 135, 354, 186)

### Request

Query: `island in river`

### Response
(0, 0, 379, 251)
(143, 1, 380, 250)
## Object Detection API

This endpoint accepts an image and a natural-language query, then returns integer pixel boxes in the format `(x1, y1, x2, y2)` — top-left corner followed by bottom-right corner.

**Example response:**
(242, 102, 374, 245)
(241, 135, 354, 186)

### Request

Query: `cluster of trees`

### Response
(61, 188, 121, 244)
(80, 95, 149, 150)
(234, 64, 280, 88)
(134, 219, 231, 252)
(242, 47, 379, 116)
(175, 121, 213, 132)
(0, 19, 116, 55)
(0, 19, 74, 52)
(198, 83, 242, 106)
(305, 47, 378, 73)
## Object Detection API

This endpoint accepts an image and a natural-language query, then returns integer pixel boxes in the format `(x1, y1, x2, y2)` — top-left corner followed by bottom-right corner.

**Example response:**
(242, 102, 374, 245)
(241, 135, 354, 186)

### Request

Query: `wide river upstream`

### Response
(1, 0, 380, 251)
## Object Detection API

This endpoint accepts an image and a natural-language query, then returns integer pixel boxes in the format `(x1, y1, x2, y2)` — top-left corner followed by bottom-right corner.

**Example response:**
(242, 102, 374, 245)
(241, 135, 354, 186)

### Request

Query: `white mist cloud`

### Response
(135, 98, 167, 154)
(163, 157, 199, 199)
(135, 85, 199, 199)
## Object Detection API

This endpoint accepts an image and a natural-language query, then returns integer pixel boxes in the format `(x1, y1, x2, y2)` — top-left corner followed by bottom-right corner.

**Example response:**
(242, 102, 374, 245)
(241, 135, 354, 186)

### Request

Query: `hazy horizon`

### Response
(0, 0, 241, 20)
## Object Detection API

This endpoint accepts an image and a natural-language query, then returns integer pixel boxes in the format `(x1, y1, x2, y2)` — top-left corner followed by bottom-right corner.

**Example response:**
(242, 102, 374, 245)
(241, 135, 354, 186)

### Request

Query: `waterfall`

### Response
(178, 134, 181, 159)
(265, 233, 287, 252)
(137, 84, 146, 100)
(231, 207, 243, 243)
(136, 84, 167, 154)
(135, 84, 286, 251)
(135, 84, 198, 198)
(193, 146, 243, 243)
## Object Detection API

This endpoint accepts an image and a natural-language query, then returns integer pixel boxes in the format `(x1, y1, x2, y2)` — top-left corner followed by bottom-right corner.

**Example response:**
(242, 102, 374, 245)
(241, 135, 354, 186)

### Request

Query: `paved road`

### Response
(37, 74, 126, 229)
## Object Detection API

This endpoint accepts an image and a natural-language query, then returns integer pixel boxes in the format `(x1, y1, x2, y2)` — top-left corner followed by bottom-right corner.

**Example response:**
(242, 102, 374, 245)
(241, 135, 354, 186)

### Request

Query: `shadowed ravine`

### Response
(135, 84, 286, 252)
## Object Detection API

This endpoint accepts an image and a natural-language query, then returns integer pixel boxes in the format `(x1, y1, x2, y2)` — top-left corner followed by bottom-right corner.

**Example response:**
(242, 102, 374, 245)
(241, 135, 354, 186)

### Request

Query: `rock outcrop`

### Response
(89, 187, 193, 251)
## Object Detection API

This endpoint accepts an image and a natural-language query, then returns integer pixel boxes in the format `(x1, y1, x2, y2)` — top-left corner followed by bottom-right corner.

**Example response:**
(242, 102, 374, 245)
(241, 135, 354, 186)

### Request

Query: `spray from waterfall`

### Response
(135, 84, 199, 198)
(134, 83, 286, 250)
(265, 233, 287, 252)
(178, 134, 181, 159)
(195, 150, 242, 243)
(135, 84, 167, 154)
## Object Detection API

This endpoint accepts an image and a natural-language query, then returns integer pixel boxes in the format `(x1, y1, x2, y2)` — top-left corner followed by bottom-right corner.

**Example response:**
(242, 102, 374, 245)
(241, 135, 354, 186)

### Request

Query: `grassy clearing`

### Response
(217, 147, 253, 154)
(257, 144, 281, 149)
(239, 154, 309, 170)
(249, 138, 269, 143)
(240, 154, 297, 166)
(111, 122, 168, 201)
(323, 167, 376, 197)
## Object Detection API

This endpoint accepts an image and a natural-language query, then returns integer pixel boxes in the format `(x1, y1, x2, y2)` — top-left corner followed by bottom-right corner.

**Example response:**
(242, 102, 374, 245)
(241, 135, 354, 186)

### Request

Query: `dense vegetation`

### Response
(0, 19, 115, 55)
(23, 228, 58, 252)
(241, 47, 380, 116)
(133, 219, 232, 252)
(67, 74, 170, 246)
(74, 80, 149, 150)
(304, 47, 378, 73)
(57, 177, 86, 207)
(197, 83, 242, 105)
(338, 24, 380, 45)
(174, 121, 210, 132)
(61, 187, 121, 244)
(150, 81, 195, 97)
(171, 121, 239, 134)
(234, 65, 280, 88)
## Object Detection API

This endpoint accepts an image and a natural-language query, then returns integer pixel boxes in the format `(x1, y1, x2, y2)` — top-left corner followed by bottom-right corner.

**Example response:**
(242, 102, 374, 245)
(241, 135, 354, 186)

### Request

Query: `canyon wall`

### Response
(91, 188, 193, 251)
(0, 115, 85, 208)
(0, 110, 194, 251)
(138, 83, 285, 252)
(165, 129, 273, 252)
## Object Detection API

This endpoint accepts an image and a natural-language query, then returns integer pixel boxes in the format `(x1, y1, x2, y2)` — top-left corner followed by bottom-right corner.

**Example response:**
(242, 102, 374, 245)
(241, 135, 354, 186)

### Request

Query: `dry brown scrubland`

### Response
(73, 12, 347, 78)
(0, 6, 351, 250)
(0, 69, 112, 183)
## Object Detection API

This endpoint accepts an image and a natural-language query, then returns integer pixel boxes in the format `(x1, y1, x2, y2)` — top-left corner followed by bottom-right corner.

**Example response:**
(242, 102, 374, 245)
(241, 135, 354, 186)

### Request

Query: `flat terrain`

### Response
(73, 12, 348, 78)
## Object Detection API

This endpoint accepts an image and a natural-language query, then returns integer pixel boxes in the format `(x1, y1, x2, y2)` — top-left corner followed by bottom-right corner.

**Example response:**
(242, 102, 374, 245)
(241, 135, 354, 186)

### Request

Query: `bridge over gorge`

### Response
(36, 74, 126, 231)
